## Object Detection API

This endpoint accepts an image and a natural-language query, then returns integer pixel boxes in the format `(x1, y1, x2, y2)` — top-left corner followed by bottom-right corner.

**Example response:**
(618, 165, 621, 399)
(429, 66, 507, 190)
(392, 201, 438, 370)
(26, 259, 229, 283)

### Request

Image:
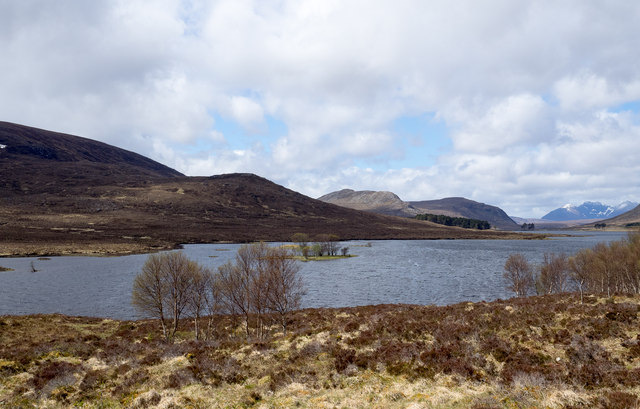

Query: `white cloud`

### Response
(554, 72, 640, 112)
(447, 94, 552, 154)
(229, 96, 265, 129)
(2, 1, 640, 217)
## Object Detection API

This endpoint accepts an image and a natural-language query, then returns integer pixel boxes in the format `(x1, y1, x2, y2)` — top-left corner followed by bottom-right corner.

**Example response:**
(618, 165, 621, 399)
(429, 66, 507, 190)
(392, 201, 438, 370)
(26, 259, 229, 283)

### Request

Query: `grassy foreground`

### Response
(2, 295, 640, 408)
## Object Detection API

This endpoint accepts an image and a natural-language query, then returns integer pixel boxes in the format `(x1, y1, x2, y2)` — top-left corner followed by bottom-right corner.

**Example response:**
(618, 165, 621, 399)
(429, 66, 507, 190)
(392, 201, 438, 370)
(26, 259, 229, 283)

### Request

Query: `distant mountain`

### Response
(319, 190, 519, 230)
(0, 122, 524, 256)
(542, 201, 638, 221)
(510, 216, 603, 230)
(583, 203, 640, 229)
(409, 197, 520, 231)
(317, 189, 419, 217)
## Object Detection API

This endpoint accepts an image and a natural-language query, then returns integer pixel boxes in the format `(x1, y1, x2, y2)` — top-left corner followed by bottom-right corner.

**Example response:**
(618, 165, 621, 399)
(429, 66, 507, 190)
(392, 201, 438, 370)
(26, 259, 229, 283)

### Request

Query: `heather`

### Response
(2, 294, 640, 408)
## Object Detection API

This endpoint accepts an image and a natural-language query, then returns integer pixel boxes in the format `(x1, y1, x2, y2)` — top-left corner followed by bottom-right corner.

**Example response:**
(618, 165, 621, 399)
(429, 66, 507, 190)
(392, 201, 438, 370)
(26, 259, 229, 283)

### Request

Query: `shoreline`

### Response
(0, 231, 550, 258)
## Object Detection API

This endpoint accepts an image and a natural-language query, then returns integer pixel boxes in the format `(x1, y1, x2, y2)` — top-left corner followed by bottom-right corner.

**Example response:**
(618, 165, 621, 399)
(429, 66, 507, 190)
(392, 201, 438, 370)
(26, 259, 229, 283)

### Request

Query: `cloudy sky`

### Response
(2, 1, 640, 217)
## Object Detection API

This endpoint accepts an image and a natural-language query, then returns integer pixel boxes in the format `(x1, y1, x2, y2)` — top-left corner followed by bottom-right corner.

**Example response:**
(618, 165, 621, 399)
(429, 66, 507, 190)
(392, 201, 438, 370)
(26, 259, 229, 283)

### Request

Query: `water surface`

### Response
(0, 232, 627, 319)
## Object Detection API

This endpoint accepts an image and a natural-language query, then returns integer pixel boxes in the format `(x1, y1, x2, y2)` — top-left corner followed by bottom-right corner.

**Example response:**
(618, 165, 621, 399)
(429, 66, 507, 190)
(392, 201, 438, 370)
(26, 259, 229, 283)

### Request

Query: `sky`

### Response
(2, 1, 640, 218)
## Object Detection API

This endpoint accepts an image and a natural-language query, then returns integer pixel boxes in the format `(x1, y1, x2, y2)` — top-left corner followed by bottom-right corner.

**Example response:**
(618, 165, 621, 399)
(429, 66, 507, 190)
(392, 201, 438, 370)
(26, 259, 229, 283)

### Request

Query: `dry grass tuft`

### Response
(2, 294, 640, 407)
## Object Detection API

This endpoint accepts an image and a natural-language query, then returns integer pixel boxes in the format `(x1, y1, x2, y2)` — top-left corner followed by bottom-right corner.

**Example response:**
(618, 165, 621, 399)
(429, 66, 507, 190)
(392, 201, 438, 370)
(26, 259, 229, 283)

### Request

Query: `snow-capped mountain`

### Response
(542, 201, 639, 221)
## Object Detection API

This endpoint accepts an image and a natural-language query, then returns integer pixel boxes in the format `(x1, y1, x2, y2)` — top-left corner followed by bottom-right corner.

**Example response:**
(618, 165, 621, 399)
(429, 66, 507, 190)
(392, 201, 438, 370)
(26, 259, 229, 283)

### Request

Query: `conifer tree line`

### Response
(504, 231, 640, 301)
(415, 213, 491, 230)
(132, 243, 305, 342)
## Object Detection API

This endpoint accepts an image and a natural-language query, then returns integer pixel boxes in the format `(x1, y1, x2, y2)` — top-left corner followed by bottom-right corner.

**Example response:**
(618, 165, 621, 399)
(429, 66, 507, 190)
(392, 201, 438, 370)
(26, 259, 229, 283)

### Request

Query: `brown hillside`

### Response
(410, 197, 520, 230)
(318, 189, 419, 217)
(0, 121, 183, 194)
(0, 122, 534, 256)
(319, 190, 519, 230)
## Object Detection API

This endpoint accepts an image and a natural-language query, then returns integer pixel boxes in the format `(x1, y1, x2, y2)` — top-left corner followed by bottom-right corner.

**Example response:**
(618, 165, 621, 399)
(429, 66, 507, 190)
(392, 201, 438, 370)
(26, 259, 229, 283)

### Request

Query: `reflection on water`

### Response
(0, 232, 628, 319)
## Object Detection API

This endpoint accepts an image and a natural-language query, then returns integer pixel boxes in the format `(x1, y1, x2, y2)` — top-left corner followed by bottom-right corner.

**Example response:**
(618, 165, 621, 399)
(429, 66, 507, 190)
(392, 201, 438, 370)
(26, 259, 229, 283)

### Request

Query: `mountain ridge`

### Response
(409, 197, 520, 230)
(317, 189, 419, 217)
(0, 122, 529, 256)
(542, 200, 638, 221)
(319, 189, 520, 230)
(0, 121, 183, 195)
(582, 203, 640, 228)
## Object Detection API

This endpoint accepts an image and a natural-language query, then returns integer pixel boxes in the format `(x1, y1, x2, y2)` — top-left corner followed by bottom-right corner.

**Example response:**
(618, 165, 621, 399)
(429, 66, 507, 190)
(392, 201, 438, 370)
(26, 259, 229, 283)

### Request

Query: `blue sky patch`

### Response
(611, 100, 640, 113)
(212, 113, 288, 154)
(389, 114, 451, 168)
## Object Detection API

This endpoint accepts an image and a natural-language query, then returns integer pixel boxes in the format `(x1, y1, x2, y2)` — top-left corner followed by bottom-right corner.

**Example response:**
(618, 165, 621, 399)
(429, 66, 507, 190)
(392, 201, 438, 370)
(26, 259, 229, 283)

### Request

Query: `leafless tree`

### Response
(264, 247, 305, 335)
(204, 274, 222, 341)
(536, 253, 569, 295)
(569, 249, 592, 303)
(623, 231, 640, 293)
(216, 243, 266, 338)
(503, 253, 534, 297)
(291, 232, 310, 257)
(567, 231, 640, 301)
(240, 242, 271, 338)
(132, 253, 169, 339)
(592, 243, 614, 296)
(217, 260, 251, 337)
(327, 234, 340, 256)
(163, 252, 197, 339)
(315, 234, 330, 257)
(132, 252, 199, 342)
(188, 265, 213, 340)
(217, 243, 304, 338)
(313, 233, 340, 256)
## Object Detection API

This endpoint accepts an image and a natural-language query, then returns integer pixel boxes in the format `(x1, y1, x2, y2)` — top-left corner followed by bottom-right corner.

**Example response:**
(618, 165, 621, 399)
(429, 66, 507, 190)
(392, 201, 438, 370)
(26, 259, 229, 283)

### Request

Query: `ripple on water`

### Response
(0, 232, 628, 319)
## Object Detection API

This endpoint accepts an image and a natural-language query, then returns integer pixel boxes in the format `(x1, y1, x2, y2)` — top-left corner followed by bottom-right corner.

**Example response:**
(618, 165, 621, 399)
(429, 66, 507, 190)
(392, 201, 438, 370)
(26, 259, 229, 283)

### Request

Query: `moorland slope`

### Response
(318, 189, 419, 217)
(0, 122, 531, 256)
(409, 197, 520, 231)
(319, 190, 520, 230)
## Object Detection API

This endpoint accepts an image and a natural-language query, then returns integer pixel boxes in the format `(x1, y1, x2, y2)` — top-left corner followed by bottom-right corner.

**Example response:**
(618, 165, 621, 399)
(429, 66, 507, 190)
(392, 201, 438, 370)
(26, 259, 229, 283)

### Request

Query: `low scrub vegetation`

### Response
(3, 234, 640, 407)
(133, 243, 305, 342)
(504, 231, 640, 301)
(2, 294, 640, 408)
(291, 232, 350, 258)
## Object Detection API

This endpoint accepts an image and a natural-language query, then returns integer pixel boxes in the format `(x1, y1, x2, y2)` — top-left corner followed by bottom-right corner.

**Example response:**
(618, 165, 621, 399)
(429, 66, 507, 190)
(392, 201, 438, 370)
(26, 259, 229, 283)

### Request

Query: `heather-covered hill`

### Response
(318, 189, 419, 217)
(0, 122, 530, 256)
(0, 121, 182, 194)
(410, 197, 520, 231)
(319, 190, 519, 230)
